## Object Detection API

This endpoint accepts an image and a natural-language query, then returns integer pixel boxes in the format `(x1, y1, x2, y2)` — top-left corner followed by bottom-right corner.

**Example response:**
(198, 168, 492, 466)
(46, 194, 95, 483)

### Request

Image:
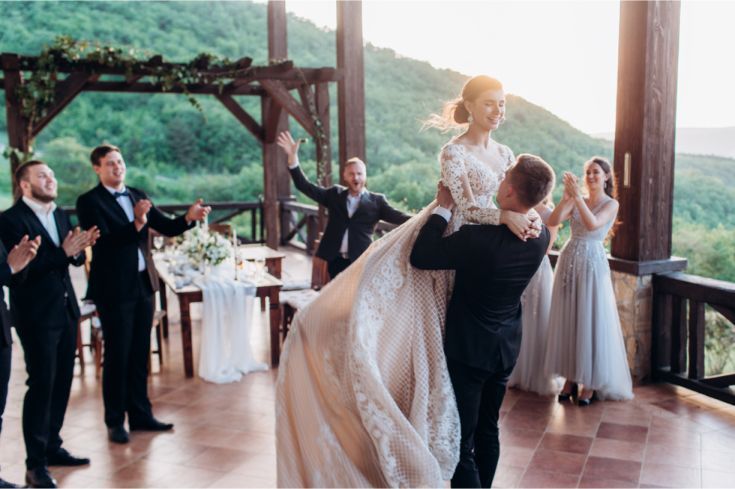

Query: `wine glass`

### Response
(153, 235, 165, 252)
(255, 257, 266, 279)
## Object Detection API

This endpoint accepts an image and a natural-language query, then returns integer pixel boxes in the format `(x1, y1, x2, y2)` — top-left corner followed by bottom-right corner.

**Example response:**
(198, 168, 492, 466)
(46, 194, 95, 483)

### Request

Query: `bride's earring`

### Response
(499, 116, 506, 126)
(467, 113, 473, 124)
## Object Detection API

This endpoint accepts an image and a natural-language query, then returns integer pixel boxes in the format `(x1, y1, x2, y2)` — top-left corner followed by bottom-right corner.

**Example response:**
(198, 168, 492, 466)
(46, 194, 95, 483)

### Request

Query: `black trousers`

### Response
(15, 311, 77, 470)
(327, 256, 353, 279)
(448, 358, 514, 488)
(0, 342, 11, 433)
(97, 272, 154, 428)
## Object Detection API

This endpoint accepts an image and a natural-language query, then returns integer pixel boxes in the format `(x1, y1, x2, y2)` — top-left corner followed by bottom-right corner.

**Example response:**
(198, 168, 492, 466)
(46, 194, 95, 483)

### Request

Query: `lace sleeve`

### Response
(439, 144, 501, 225)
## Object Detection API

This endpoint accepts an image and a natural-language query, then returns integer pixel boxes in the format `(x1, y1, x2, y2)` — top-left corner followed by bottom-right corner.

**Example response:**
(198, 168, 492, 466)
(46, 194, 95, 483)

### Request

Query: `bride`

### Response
(276, 75, 538, 487)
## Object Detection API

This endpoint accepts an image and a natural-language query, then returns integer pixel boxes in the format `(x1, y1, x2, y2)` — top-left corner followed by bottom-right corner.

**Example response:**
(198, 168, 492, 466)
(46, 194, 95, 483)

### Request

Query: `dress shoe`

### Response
(577, 390, 596, 407)
(129, 417, 174, 432)
(25, 467, 57, 488)
(107, 425, 130, 444)
(558, 382, 578, 402)
(0, 476, 19, 488)
(47, 447, 90, 466)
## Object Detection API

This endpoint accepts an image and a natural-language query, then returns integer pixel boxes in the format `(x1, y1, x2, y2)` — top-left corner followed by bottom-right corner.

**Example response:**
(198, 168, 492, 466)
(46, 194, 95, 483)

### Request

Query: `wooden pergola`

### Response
(1, 1, 366, 250)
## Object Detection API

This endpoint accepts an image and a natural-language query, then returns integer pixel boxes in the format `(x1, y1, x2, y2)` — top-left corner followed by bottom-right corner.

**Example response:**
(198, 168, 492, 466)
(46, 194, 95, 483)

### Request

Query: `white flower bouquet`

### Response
(178, 224, 233, 269)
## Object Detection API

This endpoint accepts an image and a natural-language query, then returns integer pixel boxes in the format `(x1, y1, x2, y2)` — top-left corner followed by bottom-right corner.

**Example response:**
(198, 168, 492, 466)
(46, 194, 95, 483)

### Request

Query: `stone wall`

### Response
(612, 271, 653, 384)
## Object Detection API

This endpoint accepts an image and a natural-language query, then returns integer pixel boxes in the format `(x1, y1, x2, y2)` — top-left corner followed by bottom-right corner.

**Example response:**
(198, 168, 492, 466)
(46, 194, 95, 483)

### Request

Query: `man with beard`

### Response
(276, 131, 411, 278)
(76, 144, 210, 445)
(0, 160, 99, 488)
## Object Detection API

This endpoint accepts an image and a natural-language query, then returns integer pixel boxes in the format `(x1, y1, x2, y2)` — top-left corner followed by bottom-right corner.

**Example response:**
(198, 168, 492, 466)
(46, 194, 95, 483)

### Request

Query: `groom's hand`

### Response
(436, 182, 455, 210)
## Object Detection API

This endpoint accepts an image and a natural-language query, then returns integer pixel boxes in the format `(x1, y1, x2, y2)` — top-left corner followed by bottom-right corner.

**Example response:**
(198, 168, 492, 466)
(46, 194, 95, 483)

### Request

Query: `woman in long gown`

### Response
(508, 199, 561, 396)
(544, 157, 634, 405)
(275, 76, 540, 487)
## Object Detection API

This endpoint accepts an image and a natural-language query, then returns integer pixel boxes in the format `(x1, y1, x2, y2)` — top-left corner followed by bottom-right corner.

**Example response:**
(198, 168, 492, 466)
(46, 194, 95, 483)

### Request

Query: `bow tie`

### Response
(113, 190, 131, 199)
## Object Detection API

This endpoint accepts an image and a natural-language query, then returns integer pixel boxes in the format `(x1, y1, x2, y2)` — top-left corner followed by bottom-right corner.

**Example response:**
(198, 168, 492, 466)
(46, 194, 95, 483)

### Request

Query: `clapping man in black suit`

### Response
(411, 154, 555, 488)
(76, 144, 210, 444)
(0, 235, 40, 488)
(0, 160, 100, 488)
(277, 131, 411, 278)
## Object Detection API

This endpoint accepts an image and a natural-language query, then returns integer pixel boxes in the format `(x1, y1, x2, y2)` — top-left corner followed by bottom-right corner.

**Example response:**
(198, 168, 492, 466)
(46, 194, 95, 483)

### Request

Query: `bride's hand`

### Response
(501, 210, 538, 241)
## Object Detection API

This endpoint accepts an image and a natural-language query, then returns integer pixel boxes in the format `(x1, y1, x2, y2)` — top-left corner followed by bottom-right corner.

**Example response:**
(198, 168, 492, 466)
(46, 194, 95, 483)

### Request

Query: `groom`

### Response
(411, 154, 555, 488)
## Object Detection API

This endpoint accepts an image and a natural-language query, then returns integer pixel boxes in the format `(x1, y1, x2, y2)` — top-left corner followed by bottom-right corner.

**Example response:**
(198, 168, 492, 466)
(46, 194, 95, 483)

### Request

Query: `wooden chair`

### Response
(75, 247, 100, 375)
(208, 222, 232, 237)
(80, 246, 165, 377)
(280, 238, 331, 351)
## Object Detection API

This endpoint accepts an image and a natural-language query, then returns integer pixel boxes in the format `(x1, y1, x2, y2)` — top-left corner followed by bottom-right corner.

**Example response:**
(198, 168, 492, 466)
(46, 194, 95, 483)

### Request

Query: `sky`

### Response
(277, 0, 735, 135)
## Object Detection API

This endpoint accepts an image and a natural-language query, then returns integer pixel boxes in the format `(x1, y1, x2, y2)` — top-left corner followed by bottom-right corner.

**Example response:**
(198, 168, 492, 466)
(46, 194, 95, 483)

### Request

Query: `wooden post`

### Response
(670, 295, 687, 374)
(262, 96, 282, 250)
(315, 82, 331, 232)
(336, 0, 366, 183)
(688, 301, 706, 380)
(2, 53, 31, 197)
(267, 0, 292, 248)
(611, 1, 681, 262)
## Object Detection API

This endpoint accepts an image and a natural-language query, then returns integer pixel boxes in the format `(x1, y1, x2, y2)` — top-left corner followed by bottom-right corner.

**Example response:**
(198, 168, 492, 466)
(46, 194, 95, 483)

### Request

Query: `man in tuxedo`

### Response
(76, 144, 210, 444)
(411, 154, 555, 488)
(277, 131, 411, 278)
(0, 235, 40, 488)
(0, 160, 100, 488)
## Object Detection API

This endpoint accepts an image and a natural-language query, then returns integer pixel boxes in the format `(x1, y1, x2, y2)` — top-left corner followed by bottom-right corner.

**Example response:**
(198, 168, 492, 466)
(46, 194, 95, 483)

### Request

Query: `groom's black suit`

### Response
(289, 165, 410, 277)
(411, 213, 549, 488)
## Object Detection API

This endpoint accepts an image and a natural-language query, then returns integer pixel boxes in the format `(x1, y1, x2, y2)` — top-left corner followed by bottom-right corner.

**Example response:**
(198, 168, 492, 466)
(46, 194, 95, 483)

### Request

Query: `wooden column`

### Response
(336, 0, 365, 184)
(263, 0, 291, 249)
(315, 82, 331, 231)
(2, 53, 31, 197)
(611, 1, 681, 262)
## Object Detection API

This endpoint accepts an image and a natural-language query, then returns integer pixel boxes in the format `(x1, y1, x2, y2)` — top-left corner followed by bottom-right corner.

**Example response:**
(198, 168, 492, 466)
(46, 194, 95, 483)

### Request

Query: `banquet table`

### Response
(154, 256, 284, 377)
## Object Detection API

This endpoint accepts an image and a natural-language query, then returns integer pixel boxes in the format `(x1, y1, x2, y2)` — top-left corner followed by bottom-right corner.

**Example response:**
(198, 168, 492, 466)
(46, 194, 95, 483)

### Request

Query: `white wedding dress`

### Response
(276, 141, 515, 487)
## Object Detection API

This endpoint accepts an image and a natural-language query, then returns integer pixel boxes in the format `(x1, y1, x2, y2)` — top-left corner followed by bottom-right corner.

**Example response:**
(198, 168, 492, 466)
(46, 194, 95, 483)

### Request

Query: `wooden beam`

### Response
(260, 79, 317, 136)
(710, 304, 735, 326)
(215, 94, 264, 143)
(315, 82, 331, 232)
(31, 71, 100, 137)
(262, 96, 281, 249)
(67, 81, 265, 96)
(611, 1, 681, 262)
(336, 0, 366, 167)
(2, 53, 31, 194)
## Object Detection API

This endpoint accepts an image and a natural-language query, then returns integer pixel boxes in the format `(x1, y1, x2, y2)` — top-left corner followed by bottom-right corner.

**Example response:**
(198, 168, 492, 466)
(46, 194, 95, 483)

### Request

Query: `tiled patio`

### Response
(1, 247, 734, 488)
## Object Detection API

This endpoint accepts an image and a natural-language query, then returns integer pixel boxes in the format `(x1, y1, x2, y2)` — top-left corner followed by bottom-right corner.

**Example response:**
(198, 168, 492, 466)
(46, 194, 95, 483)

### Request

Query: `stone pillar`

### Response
(612, 271, 653, 383)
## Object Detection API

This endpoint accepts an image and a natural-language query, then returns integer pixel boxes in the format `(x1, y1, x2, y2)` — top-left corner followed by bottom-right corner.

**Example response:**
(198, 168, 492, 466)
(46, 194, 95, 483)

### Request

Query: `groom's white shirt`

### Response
(289, 155, 366, 258)
(432, 206, 452, 222)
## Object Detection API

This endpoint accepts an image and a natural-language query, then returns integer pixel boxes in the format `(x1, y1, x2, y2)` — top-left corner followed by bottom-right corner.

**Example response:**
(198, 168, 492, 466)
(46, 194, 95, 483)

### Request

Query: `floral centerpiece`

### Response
(178, 223, 232, 270)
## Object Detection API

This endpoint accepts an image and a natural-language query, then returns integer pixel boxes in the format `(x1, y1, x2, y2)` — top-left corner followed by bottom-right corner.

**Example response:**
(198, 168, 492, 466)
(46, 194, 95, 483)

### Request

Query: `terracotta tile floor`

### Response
(1, 247, 734, 488)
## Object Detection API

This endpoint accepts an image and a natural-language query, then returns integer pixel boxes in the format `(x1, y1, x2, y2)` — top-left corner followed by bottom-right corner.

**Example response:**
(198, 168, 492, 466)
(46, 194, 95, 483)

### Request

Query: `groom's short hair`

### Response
(508, 154, 555, 208)
(90, 144, 121, 166)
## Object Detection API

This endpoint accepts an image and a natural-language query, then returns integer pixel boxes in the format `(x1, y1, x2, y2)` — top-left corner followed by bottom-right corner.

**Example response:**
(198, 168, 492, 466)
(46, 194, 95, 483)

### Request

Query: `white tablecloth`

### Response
(193, 274, 268, 383)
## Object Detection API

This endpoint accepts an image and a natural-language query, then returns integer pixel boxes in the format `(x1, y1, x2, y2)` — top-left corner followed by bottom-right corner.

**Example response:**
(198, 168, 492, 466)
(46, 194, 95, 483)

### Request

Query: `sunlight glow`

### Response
(278, 0, 735, 135)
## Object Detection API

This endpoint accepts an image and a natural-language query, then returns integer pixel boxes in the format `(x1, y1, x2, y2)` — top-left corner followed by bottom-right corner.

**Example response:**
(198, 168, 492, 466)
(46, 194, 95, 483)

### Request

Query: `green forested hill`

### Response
(1, 0, 733, 281)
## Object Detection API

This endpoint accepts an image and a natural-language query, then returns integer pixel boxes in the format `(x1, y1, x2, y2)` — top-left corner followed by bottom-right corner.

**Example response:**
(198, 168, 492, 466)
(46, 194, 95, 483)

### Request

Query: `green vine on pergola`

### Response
(17, 36, 249, 125)
(11, 36, 330, 179)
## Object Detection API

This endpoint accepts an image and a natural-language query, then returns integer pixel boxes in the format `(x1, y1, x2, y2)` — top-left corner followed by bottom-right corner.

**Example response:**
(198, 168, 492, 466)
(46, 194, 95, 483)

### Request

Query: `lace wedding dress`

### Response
(276, 140, 515, 487)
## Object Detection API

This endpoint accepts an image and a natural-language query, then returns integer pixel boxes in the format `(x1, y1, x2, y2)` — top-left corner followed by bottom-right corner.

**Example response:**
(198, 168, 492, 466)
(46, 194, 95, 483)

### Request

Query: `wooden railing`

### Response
(64, 200, 265, 244)
(652, 272, 735, 405)
(280, 200, 321, 254)
(279, 201, 407, 253)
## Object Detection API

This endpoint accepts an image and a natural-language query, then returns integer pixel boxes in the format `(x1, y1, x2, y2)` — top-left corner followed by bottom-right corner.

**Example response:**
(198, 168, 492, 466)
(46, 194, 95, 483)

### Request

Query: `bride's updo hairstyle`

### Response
(424, 75, 504, 132)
